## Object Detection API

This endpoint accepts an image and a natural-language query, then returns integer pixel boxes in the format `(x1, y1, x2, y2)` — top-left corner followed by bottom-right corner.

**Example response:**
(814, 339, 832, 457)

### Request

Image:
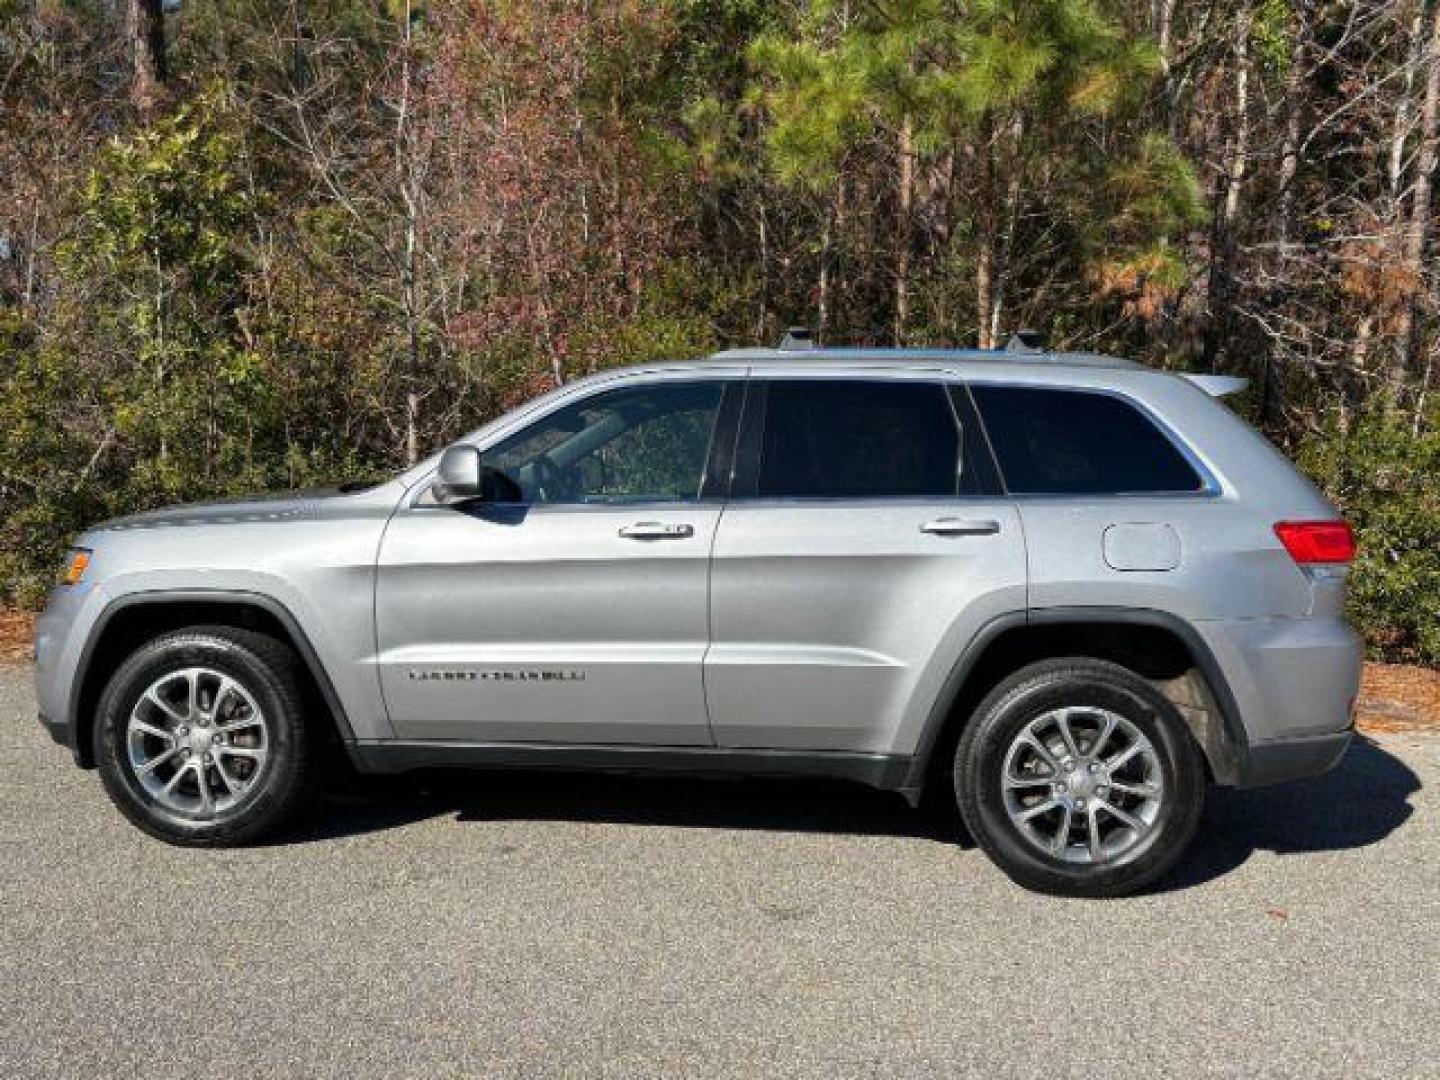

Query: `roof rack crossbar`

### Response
(1005, 329, 1045, 353)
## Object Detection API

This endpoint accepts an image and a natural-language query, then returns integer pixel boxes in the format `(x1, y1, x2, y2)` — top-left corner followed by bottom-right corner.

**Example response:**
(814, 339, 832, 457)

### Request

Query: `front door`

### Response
(376, 375, 740, 745)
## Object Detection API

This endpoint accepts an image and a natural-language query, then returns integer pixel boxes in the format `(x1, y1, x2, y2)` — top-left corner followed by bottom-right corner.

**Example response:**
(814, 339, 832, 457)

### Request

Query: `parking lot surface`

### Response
(1, 665, 1436, 1078)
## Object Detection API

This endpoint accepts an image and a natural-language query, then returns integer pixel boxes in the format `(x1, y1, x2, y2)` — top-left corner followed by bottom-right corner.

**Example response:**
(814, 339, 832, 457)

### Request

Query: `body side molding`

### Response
(351, 741, 913, 788)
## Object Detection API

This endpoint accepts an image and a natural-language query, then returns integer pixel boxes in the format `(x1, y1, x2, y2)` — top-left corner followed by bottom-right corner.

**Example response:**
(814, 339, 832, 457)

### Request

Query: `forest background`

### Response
(1, 0, 1437, 663)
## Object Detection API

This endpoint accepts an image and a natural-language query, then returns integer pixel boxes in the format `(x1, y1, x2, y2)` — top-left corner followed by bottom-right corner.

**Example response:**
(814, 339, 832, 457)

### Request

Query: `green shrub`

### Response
(1298, 406, 1440, 664)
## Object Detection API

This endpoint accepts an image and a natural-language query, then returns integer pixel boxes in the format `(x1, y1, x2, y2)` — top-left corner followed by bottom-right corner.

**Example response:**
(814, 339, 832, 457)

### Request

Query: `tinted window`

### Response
(756, 381, 962, 499)
(485, 382, 723, 503)
(971, 385, 1203, 494)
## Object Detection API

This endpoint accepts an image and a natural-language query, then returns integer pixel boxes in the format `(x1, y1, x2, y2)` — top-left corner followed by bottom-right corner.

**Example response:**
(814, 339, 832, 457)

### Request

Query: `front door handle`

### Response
(920, 517, 1001, 537)
(618, 522, 695, 540)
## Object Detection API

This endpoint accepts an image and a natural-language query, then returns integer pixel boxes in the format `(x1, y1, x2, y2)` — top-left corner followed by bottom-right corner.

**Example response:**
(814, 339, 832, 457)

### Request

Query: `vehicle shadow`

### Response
(291, 768, 967, 846)
(284, 736, 1420, 894)
(1147, 734, 1421, 894)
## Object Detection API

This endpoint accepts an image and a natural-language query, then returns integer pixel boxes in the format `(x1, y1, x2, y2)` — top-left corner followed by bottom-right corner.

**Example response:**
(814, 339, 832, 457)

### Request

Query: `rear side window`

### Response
(756, 381, 961, 499)
(970, 385, 1203, 495)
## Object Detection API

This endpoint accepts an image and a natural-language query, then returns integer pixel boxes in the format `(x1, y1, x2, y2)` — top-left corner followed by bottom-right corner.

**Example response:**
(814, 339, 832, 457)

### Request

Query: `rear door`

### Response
(705, 374, 1027, 756)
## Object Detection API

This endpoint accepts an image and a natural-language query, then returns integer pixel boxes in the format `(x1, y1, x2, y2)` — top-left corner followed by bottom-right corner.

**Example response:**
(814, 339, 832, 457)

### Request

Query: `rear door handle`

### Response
(920, 517, 1001, 537)
(618, 522, 695, 540)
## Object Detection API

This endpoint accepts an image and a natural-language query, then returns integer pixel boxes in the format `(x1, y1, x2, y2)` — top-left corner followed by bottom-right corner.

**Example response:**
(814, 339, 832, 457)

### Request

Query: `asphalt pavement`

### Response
(1, 664, 1436, 1078)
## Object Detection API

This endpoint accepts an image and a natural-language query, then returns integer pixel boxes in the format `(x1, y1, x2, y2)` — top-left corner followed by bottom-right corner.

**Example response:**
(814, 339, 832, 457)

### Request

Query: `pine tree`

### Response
(746, 0, 1200, 347)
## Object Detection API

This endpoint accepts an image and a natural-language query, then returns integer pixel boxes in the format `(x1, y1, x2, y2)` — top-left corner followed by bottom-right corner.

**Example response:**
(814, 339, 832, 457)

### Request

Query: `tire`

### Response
(954, 657, 1205, 898)
(94, 625, 313, 846)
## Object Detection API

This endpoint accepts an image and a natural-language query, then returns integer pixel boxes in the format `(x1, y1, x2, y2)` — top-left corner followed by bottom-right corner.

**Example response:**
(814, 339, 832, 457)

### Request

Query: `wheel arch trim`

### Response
(903, 606, 1250, 798)
(69, 589, 359, 767)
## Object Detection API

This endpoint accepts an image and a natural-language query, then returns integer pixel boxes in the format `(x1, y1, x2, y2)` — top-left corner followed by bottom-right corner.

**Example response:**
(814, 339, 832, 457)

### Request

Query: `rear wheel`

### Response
(94, 626, 313, 846)
(955, 658, 1205, 897)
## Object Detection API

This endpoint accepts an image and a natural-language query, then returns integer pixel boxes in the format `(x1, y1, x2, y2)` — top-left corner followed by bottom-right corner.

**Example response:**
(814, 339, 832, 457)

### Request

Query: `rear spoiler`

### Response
(1181, 374, 1249, 398)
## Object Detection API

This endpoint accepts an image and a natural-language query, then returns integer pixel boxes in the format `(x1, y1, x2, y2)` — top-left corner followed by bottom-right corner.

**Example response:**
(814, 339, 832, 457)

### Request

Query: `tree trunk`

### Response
(1264, 1, 1311, 425)
(1157, 0, 1180, 138)
(1391, 0, 1440, 407)
(397, 0, 423, 463)
(817, 198, 832, 340)
(126, 0, 166, 113)
(756, 196, 769, 341)
(975, 142, 995, 350)
(833, 180, 847, 338)
(973, 130, 997, 351)
(1415, 321, 1436, 435)
(1222, 13, 1250, 229)
(976, 242, 994, 350)
(894, 114, 915, 345)
(21, 199, 40, 315)
(987, 116, 1024, 350)
(1156, 0, 1176, 63)
(1203, 3, 1251, 373)
(1275, 4, 1310, 243)
(1390, 2, 1426, 203)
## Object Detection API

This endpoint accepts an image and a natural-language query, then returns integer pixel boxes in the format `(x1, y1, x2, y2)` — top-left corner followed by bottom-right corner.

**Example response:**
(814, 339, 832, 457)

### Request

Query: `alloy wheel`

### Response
(1000, 706, 1164, 865)
(125, 667, 270, 818)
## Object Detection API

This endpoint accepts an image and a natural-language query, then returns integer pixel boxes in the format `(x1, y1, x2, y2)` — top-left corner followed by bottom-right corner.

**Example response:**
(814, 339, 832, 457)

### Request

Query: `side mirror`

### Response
(431, 445, 523, 506)
(431, 444, 483, 504)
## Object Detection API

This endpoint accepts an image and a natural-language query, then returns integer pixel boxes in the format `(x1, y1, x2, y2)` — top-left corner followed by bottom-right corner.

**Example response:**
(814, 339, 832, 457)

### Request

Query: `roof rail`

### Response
(777, 327, 818, 352)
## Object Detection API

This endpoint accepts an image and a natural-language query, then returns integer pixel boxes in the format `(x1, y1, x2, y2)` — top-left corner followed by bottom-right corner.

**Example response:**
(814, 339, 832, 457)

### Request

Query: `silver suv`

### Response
(34, 340, 1361, 896)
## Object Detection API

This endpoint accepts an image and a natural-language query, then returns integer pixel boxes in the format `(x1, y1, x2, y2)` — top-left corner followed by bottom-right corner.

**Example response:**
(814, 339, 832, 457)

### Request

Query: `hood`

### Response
(90, 485, 364, 533)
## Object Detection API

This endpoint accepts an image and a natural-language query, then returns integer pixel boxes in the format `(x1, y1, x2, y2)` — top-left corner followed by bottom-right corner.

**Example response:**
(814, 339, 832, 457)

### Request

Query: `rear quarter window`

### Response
(970, 385, 1203, 495)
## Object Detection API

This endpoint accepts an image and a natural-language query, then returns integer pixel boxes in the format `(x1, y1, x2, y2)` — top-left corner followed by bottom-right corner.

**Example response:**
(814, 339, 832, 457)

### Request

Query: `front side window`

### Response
(484, 381, 724, 504)
(970, 385, 1204, 495)
(756, 380, 963, 499)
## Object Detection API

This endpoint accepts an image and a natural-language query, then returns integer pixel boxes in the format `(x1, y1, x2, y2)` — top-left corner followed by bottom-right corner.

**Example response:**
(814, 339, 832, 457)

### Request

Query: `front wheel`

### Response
(955, 658, 1206, 897)
(94, 626, 313, 846)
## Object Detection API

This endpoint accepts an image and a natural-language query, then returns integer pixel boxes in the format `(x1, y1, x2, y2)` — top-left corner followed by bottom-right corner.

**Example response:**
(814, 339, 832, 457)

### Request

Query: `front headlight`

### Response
(61, 547, 92, 585)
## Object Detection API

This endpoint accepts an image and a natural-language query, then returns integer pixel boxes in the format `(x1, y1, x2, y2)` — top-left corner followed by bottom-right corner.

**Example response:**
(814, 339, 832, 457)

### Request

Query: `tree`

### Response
(745, 0, 1197, 347)
(1391, 0, 1440, 407)
(55, 88, 263, 492)
(0, 0, 1435, 661)
(126, 0, 167, 112)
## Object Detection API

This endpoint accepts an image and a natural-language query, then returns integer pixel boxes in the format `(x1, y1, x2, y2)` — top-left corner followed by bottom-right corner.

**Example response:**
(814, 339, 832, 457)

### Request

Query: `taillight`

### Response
(1273, 520, 1355, 564)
